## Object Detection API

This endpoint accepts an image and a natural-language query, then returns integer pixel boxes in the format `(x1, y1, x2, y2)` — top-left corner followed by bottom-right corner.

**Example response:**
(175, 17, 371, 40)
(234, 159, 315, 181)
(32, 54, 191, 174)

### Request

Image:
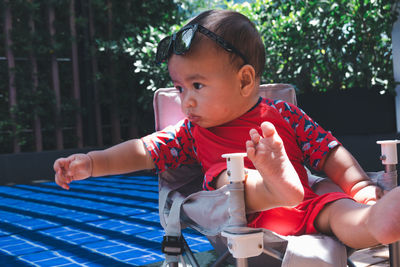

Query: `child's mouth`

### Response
(187, 114, 200, 123)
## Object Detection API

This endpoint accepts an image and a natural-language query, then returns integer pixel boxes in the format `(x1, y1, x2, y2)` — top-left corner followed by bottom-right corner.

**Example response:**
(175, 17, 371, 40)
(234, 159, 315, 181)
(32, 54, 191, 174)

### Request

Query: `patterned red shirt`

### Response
(142, 98, 351, 235)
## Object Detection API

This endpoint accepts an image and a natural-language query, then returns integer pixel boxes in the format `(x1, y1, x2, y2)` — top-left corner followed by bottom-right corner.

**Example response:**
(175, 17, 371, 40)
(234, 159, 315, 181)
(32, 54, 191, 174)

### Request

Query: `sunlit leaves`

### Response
(226, 0, 397, 94)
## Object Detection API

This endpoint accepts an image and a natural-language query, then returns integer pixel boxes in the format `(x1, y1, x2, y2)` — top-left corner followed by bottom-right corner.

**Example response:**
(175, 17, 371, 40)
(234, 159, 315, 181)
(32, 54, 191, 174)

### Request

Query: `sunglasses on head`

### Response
(156, 23, 249, 65)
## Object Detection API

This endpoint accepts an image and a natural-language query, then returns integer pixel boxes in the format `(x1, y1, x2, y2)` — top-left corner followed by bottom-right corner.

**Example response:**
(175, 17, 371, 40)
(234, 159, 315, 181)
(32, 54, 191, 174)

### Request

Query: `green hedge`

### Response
(0, 0, 398, 153)
(225, 0, 398, 93)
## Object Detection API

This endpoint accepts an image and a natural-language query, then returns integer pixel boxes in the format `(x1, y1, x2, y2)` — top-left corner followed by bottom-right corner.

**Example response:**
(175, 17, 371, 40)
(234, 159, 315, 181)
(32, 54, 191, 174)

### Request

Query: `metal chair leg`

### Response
(236, 258, 248, 267)
(377, 140, 400, 267)
(347, 259, 356, 267)
(390, 242, 400, 267)
(182, 236, 200, 267)
(210, 249, 231, 267)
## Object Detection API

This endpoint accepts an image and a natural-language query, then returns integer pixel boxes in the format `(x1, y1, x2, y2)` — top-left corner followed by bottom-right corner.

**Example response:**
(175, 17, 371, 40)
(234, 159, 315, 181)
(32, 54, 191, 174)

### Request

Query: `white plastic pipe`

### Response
(376, 140, 400, 165)
(222, 153, 247, 183)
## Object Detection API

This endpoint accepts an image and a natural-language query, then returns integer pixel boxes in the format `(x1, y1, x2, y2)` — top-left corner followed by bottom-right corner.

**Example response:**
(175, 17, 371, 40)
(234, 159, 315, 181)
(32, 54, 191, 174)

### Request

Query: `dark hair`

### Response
(187, 10, 265, 78)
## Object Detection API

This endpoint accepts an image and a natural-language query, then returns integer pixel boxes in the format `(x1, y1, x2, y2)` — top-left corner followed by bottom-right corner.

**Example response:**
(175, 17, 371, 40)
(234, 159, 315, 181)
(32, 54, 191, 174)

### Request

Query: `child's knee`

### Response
(370, 217, 400, 244)
(367, 188, 400, 244)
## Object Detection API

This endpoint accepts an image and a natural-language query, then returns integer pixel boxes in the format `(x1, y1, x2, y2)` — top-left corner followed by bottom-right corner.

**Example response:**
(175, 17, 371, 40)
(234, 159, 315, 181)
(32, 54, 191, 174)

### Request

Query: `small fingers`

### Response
(53, 157, 68, 173)
(249, 128, 261, 144)
(260, 121, 283, 147)
(260, 121, 276, 138)
(246, 140, 256, 160)
(67, 159, 78, 177)
(55, 173, 70, 190)
(247, 129, 260, 161)
(65, 155, 79, 176)
(54, 157, 74, 190)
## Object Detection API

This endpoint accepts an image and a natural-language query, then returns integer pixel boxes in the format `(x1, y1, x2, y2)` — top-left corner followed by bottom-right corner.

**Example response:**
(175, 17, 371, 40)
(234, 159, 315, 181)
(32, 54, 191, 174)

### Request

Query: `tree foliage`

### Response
(0, 0, 186, 153)
(0, 0, 398, 153)
(225, 0, 398, 93)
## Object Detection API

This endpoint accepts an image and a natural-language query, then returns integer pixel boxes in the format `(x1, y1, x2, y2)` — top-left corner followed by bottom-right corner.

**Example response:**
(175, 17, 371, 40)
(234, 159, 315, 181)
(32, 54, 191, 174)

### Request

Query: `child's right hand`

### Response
(53, 153, 92, 190)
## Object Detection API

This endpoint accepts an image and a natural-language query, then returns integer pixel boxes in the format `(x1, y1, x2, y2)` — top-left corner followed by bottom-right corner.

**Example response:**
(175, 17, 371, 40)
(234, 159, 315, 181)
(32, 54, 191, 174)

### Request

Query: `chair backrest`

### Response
(259, 83, 297, 106)
(153, 83, 296, 131)
(155, 83, 351, 267)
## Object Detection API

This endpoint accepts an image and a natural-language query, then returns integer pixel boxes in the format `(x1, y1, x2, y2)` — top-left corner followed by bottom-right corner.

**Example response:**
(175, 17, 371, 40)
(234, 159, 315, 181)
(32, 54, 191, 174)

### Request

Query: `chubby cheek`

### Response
(203, 100, 222, 114)
(214, 100, 233, 114)
(221, 105, 231, 113)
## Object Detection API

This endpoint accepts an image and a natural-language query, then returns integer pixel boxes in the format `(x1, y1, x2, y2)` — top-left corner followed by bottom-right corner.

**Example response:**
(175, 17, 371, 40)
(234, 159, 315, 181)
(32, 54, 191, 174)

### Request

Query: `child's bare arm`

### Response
(320, 145, 384, 204)
(88, 139, 154, 176)
(54, 139, 154, 190)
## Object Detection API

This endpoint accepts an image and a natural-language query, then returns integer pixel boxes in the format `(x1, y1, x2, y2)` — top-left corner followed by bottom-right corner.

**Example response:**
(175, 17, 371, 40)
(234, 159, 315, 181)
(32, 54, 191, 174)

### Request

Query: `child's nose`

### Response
(182, 91, 196, 108)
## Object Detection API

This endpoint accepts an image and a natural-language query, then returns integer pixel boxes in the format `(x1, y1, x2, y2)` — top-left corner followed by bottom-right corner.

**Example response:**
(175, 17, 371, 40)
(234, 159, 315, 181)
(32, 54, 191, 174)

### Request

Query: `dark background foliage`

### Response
(0, 0, 398, 153)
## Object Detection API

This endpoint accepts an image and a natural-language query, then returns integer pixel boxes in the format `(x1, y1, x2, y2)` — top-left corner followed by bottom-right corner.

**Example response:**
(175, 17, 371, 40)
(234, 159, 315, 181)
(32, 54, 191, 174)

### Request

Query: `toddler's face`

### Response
(168, 40, 247, 128)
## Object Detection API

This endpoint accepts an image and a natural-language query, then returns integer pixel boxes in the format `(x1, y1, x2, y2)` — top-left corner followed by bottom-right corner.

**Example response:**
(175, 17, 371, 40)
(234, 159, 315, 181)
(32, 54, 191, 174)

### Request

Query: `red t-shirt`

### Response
(142, 98, 352, 235)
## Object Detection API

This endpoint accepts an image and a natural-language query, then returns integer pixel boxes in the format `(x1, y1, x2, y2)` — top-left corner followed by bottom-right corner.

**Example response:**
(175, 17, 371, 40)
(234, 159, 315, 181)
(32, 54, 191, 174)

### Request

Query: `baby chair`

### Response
(153, 84, 400, 267)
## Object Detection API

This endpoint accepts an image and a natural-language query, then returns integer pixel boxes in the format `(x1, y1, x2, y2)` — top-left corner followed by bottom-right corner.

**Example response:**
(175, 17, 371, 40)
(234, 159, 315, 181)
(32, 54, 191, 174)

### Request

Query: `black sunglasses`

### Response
(156, 24, 249, 65)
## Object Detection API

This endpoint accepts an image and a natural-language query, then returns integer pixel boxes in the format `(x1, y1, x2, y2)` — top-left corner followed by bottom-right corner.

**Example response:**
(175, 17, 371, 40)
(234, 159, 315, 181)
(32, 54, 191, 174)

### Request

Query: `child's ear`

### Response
(238, 65, 256, 97)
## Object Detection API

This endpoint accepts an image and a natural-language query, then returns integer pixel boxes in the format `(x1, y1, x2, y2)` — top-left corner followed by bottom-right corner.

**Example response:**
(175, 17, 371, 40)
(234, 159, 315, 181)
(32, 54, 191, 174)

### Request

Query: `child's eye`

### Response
(175, 86, 183, 93)
(193, 83, 203, 90)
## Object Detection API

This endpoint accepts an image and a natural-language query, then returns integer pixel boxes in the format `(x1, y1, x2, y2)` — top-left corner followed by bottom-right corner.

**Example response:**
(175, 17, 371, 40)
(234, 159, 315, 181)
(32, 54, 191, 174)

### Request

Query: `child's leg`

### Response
(247, 121, 400, 248)
(315, 188, 400, 248)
